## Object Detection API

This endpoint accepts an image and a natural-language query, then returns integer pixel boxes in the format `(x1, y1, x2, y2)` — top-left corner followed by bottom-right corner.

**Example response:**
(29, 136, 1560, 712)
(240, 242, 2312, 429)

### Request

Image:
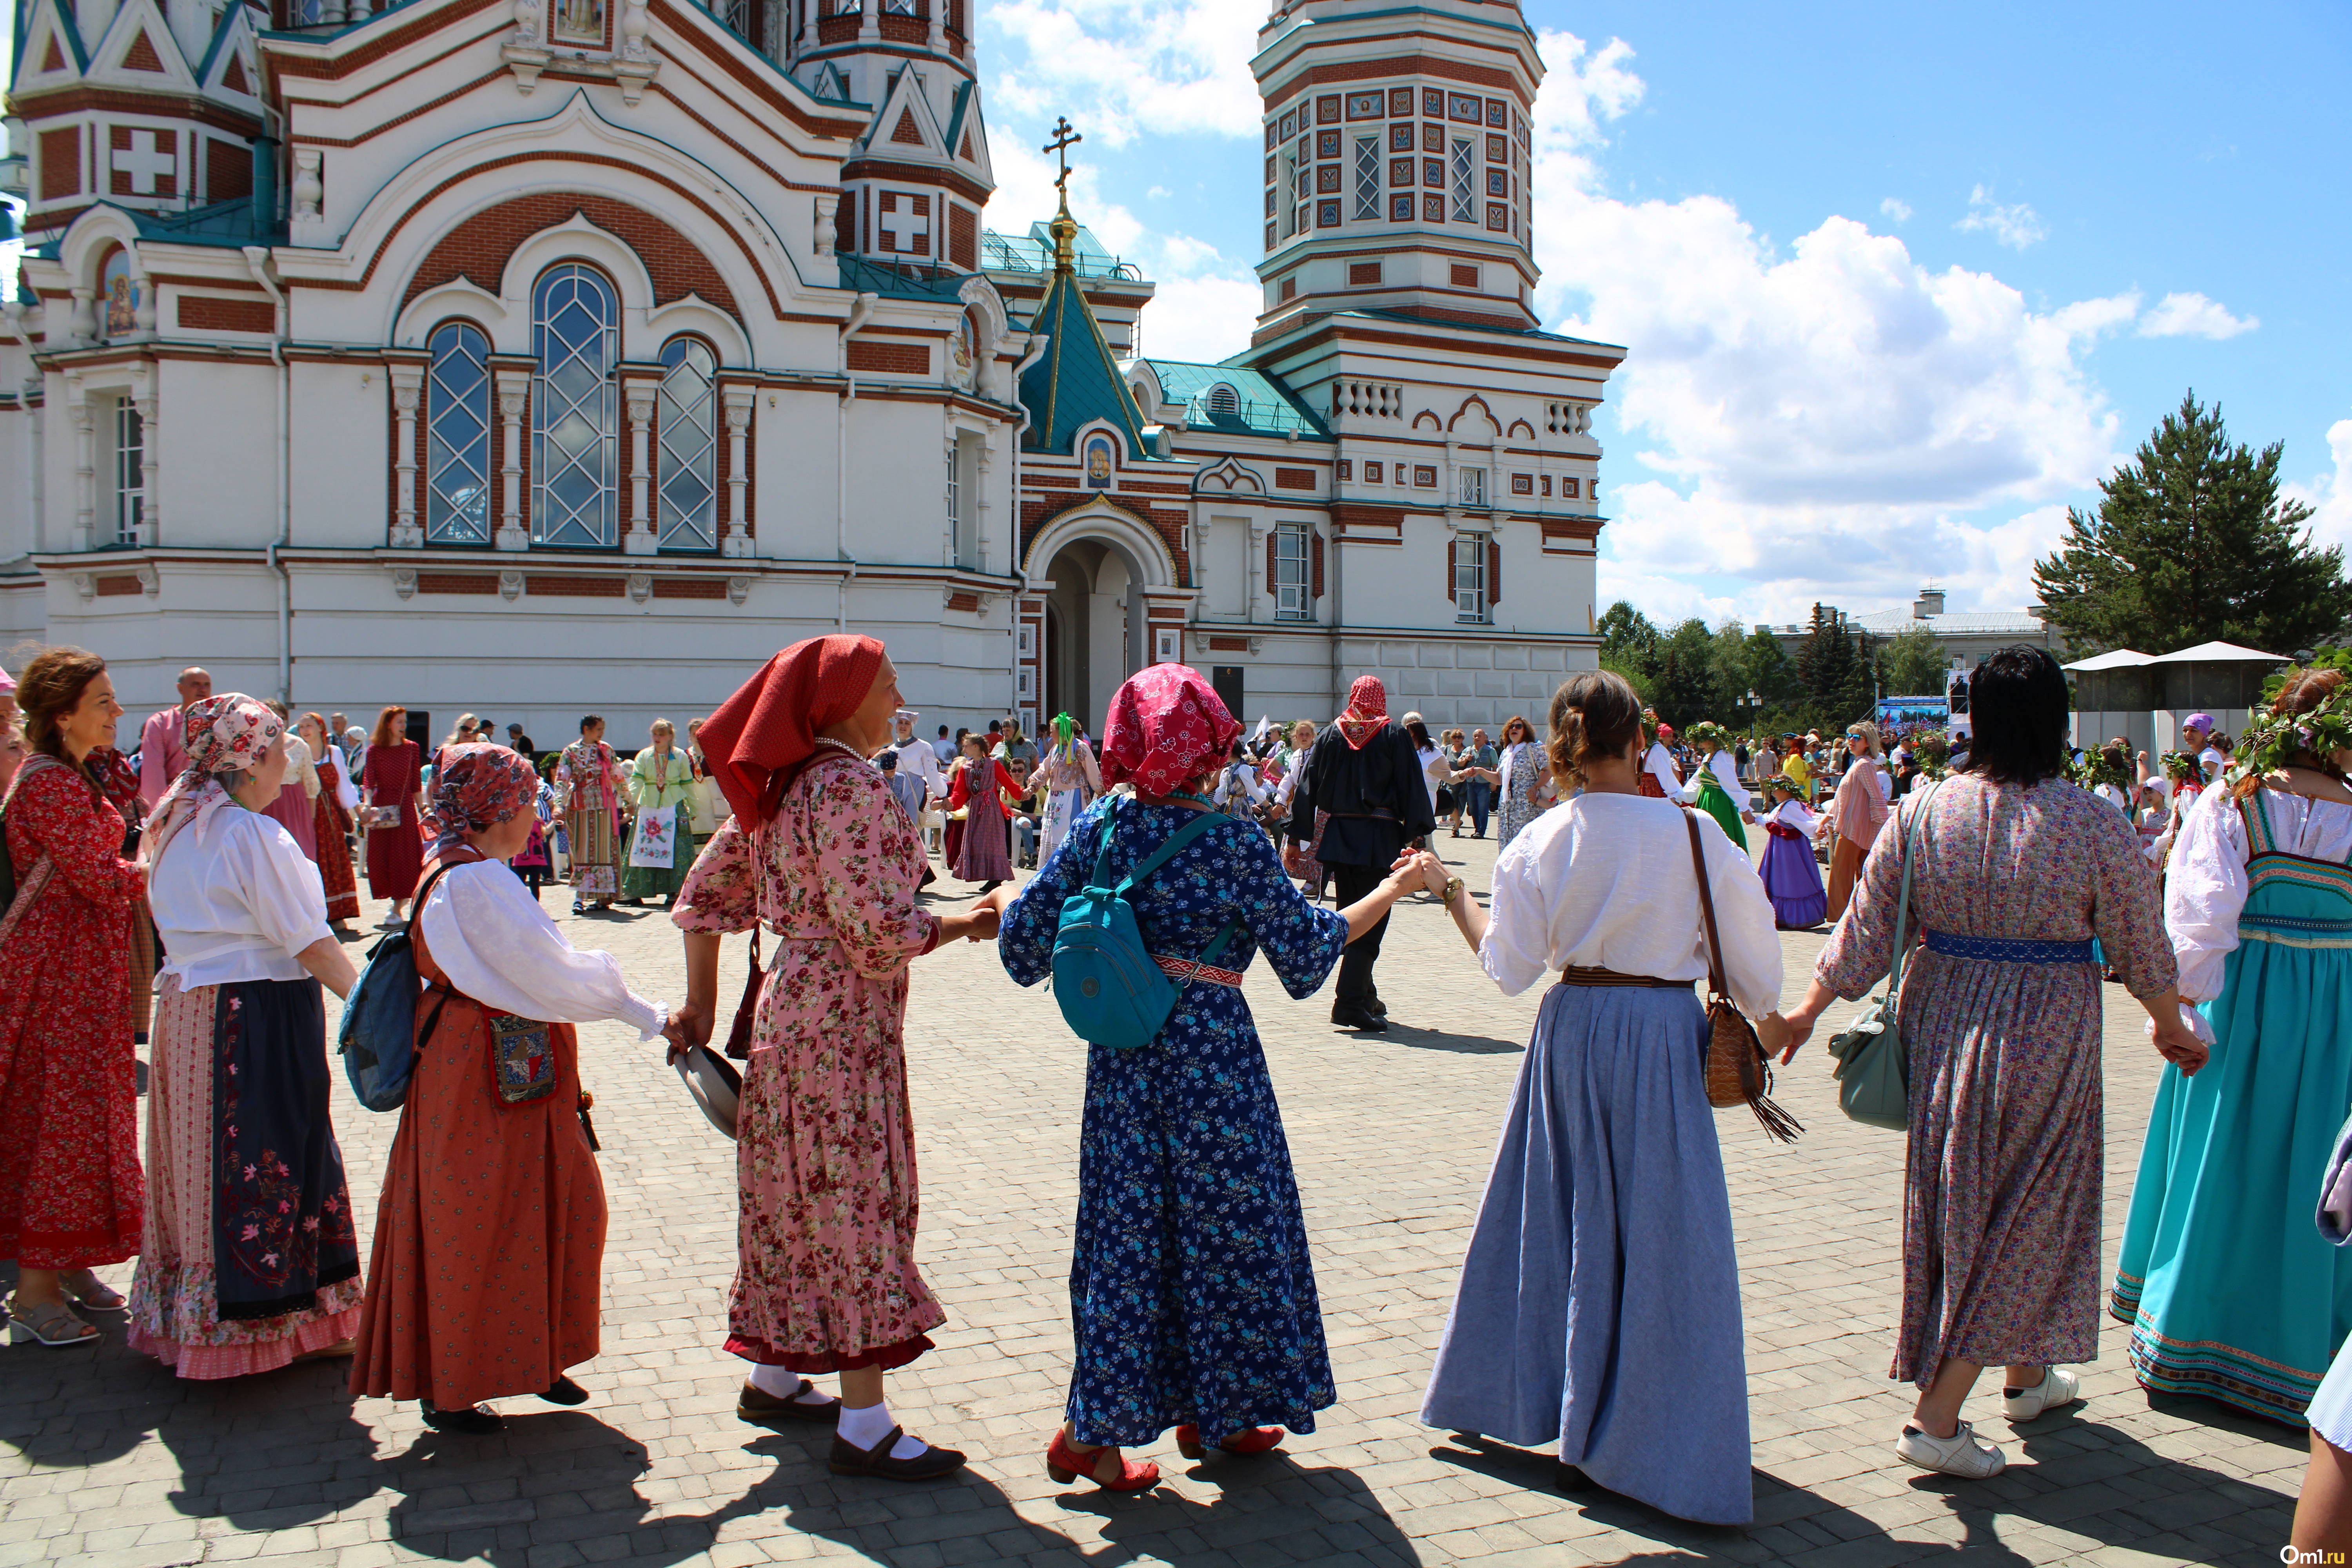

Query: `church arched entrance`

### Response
(1022, 505, 1181, 737)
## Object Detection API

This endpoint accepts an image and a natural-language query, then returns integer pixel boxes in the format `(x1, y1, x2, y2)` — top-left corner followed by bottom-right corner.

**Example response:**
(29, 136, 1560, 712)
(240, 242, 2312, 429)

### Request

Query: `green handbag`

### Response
(1825, 778, 1943, 1130)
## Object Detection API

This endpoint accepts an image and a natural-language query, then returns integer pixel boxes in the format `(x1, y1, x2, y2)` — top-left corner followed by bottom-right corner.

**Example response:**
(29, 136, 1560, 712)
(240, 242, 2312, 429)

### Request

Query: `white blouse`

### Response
(2167, 783, 2352, 1004)
(149, 808, 333, 989)
(1676, 749, 1746, 808)
(1477, 793, 1782, 1017)
(417, 861, 667, 1040)
(1641, 740, 1681, 794)
(1764, 798, 1820, 833)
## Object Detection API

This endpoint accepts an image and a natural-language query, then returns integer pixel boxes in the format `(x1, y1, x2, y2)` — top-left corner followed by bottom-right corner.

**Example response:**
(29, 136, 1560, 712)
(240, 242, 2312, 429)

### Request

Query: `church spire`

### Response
(1043, 114, 1082, 274)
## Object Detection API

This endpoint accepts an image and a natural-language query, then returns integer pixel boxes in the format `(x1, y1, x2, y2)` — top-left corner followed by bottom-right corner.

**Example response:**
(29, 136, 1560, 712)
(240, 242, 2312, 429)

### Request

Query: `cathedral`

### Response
(0, 0, 1622, 741)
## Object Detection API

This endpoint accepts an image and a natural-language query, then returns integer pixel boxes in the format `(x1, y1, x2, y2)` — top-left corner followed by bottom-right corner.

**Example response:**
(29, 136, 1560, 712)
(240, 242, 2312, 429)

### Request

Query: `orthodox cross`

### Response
(1043, 116, 1083, 197)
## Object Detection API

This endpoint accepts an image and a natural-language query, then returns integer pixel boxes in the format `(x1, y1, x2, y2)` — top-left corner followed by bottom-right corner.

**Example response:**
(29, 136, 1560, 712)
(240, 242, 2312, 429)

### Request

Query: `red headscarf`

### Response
(1099, 663, 1240, 796)
(1336, 674, 1389, 750)
(699, 635, 886, 825)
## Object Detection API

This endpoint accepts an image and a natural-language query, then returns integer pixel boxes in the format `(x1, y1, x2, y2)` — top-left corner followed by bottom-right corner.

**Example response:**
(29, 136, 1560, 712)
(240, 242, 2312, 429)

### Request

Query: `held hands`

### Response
(663, 1000, 713, 1065)
(2148, 1000, 2211, 1076)
(1773, 1005, 1820, 1064)
(1388, 848, 1451, 897)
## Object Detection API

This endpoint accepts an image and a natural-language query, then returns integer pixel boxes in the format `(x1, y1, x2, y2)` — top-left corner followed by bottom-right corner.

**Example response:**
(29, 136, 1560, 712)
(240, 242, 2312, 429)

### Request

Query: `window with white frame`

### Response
(1273, 523, 1309, 620)
(1458, 466, 1486, 507)
(425, 321, 493, 544)
(111, 396, 144, 546)
(950, 430, 982, 569)
(533, 264, 619, 548)
(1454, 533, 1489, 623)
(1450, 137, 1475, 222)
(656, 337, 718, 552)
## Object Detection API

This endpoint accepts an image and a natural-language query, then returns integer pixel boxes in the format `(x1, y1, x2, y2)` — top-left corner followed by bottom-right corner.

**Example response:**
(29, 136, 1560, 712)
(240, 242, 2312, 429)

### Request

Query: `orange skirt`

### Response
(349, 991, 605, 1408)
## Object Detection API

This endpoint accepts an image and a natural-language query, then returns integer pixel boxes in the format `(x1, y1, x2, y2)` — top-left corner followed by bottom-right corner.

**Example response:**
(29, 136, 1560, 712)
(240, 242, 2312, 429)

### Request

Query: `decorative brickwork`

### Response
(1274, 467, 1315, 490)
(526, 574, 626, 596)
(948, 203, 977, 271)
(890, 108, 924, 145)
(38, 128, 78, 201)
(207, 136, 251, 201)
(95, 574, 143, 597)
(652, 575, 727, 598)
(122, 30, 166, 71)
(400, 194, 740, 319)
(946, 591, 980, 613)
(416, 572, 500, 594)
(221, 54, 249, 94)
(1311, 528, 1324, 597)
(846, 339, 927, 374)
(177, 295, 276, 332)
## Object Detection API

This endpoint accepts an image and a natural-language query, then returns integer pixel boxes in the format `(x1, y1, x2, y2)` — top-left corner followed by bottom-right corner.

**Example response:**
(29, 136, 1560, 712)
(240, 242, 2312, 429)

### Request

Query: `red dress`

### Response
(312, 753, 361, 922)
(362, 741, 423, 901)
(0, 755, 145, 1267)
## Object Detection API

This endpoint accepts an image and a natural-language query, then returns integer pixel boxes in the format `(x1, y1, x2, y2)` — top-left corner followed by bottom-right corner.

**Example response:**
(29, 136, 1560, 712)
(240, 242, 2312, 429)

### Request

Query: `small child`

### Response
(512, 773, 555, 900)
(1756, 775, 1828, 930)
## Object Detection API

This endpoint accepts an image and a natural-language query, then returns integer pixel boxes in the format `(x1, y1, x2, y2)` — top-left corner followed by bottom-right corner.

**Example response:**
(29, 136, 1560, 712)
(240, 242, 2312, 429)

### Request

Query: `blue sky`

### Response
(976, 0, 2352, 628)
(8, 1, 2345, 631)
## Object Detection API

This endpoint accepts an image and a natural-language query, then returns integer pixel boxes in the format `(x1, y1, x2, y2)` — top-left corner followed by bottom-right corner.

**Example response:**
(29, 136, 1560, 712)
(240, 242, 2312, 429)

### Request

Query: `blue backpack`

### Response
(1052, 799, 1240, 1051)
(337, 862, 459, 1111)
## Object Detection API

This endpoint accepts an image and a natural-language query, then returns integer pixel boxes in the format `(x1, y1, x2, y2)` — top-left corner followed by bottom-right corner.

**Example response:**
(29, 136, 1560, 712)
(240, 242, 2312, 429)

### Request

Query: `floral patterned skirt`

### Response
(128, 974, 362, 1379)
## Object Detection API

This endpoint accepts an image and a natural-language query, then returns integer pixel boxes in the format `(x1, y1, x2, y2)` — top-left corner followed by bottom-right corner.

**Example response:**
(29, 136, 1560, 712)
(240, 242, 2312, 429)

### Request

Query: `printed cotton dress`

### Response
(998, 797, 1349, 1448)
(1817, 773, 2174, 1389)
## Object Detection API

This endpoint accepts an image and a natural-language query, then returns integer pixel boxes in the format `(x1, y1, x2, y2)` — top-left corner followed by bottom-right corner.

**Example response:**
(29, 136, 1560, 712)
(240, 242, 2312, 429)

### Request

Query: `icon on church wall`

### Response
(100, 251, 138, 340)
(949, 310, 978, 390)
(1083, 432, 1114, 490)
(550, 0, 605, 46)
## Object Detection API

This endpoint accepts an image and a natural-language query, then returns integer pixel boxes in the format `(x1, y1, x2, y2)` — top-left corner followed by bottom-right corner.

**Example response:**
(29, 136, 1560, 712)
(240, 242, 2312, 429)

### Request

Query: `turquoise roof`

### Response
(1139, 359, 1330, 442)
(834, 255, 978, 303)
(1017, 264, 1156, 458)
(982, 223, 1144, 281)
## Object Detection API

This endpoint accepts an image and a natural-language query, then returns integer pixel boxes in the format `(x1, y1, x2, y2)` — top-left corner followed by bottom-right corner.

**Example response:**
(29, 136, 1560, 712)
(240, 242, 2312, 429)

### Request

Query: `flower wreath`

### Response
(1686, 720, 1733, 752)
(2227, 686, 2352, 789)
(2159, 750, 2200, 785)
(2068, 748, 2133, 792)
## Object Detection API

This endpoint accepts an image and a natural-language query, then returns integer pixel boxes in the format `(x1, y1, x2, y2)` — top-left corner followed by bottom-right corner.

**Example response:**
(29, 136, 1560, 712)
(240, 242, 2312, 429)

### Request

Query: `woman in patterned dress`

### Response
(360, 706, 423, 922)
(557, 717, 624, 914)
(299, 713, 361, 932)
(996, 664, 1426, 1493)
(620, 720, 698, 906)
(130, 695, 365, 1377)
(1782, 647, 2207, 1479)
(0, 647, 143, 1347)
(670, 636, 1005, 1483)
(947, 731, 1019, 890)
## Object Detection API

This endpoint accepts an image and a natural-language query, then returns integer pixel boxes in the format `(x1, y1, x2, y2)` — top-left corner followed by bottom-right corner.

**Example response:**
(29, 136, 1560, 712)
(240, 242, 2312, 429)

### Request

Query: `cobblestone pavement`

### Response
(0, 825, 2305, 1568)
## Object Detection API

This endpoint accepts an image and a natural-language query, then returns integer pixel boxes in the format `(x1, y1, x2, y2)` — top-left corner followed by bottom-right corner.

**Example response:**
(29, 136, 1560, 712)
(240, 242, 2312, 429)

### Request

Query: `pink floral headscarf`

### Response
(142, 693, 284, 864)
(1098, 664, 1240, 796)
(424, 743, 541, 854)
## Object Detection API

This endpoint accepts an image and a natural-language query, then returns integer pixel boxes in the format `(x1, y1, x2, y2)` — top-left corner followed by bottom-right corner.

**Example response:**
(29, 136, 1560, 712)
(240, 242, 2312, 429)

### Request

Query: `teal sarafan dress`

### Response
(2113, 786, 2352, 1423)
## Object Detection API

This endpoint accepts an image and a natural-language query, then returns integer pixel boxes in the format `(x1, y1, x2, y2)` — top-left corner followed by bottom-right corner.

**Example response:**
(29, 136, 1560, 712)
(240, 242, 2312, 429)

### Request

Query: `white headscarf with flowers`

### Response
(140, 694, 283, 867)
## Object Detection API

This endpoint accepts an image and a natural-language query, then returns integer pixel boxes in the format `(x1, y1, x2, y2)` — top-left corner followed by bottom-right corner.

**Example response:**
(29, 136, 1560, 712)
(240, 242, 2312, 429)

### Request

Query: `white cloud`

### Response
(2137, 290, 2259, 339)
(1526, 31, 2130, 619)
(1955, 184, 2047, 250)
(1880, 197, 1912, 224)
(2288, 418, 2352, 554)
(983, 0, 1264, 147)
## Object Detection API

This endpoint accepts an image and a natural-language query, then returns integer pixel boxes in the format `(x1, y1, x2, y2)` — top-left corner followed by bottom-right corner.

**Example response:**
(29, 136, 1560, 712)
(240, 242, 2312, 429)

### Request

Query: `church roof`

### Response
(1136, 359, 1330, 441)
(834, 255, 976, 302)
(1018, 253, 1156, 458)
(983, 223, 1143, 281)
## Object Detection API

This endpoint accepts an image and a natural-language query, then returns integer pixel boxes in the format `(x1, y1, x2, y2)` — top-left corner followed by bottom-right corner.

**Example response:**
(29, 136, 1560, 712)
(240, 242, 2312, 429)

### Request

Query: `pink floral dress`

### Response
(672, 746, 946, 1371)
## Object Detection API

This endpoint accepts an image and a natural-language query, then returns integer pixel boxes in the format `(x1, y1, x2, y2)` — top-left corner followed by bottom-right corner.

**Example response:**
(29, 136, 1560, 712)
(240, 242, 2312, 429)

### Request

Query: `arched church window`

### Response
(532, 264, 619, 548)
(425, 321, 493, 545)
(99, 249, 139, 340)
(655, 336, 718, 552)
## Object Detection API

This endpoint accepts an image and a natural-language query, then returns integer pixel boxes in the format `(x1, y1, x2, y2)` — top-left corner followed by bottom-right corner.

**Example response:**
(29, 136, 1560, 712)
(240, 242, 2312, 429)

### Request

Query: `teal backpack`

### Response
(1052, 798, 1240, 1051)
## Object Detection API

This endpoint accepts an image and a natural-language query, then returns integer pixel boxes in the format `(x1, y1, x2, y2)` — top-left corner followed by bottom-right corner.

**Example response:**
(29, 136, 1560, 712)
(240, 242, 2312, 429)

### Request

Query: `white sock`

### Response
(747, 1363, 800, 1397)
(837, 1401, 929, 1459)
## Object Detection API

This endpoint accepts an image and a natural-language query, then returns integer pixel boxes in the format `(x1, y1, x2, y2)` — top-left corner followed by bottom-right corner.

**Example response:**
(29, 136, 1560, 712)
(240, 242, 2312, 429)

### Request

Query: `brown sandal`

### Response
(826, 1425, 966, 1481)
(738, 1379, 841, 1427)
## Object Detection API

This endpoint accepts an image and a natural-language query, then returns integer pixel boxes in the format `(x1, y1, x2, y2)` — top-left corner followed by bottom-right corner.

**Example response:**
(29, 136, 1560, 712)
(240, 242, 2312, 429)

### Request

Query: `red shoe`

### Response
(1174, 1423, 1284, 1459)
(1045, 1430, 1159, 1492)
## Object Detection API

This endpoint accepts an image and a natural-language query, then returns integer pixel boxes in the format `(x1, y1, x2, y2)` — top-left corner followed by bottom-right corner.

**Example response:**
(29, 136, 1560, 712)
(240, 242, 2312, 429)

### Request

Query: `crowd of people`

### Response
(7, 635, 2352, 1549)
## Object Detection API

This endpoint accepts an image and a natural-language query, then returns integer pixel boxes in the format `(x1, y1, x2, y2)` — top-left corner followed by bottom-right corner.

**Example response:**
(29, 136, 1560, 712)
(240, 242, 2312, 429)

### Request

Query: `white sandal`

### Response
(1895, 1420, 2005, 1478)
(5, 1295, 98, 1347)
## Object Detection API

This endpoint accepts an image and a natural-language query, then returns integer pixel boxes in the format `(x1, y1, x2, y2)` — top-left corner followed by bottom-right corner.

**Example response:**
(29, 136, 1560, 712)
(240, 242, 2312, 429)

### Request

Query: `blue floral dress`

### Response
(998, 796, 1350, 1448)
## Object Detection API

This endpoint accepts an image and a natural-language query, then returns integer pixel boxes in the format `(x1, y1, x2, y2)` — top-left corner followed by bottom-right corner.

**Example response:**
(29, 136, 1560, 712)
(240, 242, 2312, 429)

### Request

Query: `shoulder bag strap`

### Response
(1885, 777, 1942, 994)
(1088, 796, 1122, 887)
(1685, 811, 1731, 1004)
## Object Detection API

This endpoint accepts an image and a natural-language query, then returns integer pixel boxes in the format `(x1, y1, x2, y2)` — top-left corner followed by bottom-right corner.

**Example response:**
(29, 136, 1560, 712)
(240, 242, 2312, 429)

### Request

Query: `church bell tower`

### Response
(1250, 0, 1540, 335)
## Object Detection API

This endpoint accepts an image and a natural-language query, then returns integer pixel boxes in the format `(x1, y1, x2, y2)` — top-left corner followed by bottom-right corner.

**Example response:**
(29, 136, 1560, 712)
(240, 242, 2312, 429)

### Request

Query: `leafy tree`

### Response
(2034, 392, 2343, 657)
(1728, 624, 1804, 730)
(1597, 601, 1662, 674)
(1876, 623, 1950, 698)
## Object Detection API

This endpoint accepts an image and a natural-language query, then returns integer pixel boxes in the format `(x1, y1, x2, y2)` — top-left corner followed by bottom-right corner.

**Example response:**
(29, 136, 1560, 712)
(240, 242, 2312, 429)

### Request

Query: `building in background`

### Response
(0, 0, 1618, 740)
(1766, 588, 2066, 677)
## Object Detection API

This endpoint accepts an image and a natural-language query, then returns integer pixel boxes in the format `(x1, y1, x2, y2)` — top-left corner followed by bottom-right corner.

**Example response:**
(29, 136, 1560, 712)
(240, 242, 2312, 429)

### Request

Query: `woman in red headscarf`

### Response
(996, 664, 1426, 1492)
(349, 744, 671, 1433)
(1283, 674, 1436, 1031)
(669, 636, 1004, 1483)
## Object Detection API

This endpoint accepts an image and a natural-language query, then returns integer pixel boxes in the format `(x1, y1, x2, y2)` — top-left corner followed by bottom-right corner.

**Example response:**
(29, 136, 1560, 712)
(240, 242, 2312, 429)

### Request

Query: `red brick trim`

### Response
(652, 575, 726, 598)
(176, 295, 277, 332)
(846, 339, 926, 374)
(399, 191, 741, 319)
(840, 157, 994, 206)
(526, 573, 626, 596)
(13, 86, 262, 138)
(416, 572, 500, 594)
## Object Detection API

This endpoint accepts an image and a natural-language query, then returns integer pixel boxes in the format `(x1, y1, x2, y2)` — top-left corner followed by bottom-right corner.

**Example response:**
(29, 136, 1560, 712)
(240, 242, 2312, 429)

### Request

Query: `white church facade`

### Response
(0, 0, 1622, 741)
